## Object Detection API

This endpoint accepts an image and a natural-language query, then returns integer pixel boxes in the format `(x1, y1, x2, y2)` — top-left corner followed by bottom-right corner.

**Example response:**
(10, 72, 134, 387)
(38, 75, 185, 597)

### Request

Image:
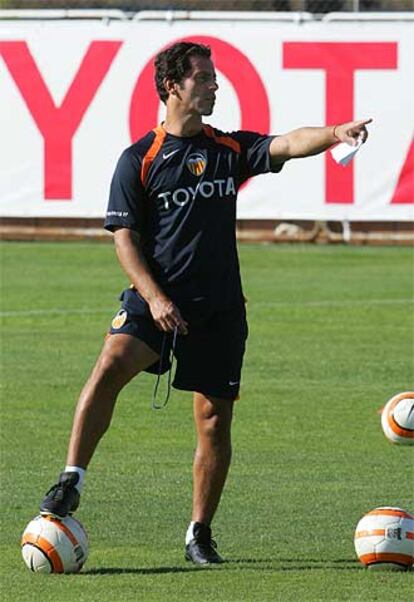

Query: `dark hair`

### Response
(154, 42, 211, 103)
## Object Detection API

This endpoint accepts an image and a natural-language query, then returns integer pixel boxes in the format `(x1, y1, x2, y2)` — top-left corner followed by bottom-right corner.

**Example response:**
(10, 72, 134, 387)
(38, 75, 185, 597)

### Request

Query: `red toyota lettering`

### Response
(283, 42, 397, 204)
(391, 138, 414, 204)
(0, 40, 122, 199)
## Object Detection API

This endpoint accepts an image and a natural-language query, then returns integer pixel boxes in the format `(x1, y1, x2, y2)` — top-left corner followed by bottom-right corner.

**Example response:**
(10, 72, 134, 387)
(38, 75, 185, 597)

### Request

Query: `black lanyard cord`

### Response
(152, 327, 178, 410)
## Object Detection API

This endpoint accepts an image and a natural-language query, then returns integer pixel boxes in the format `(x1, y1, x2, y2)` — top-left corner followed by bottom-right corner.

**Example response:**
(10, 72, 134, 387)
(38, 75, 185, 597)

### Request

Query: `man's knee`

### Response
(97, 351, 131, 382)
(195, 394, 234, 441)
(93, 347, 139, 390)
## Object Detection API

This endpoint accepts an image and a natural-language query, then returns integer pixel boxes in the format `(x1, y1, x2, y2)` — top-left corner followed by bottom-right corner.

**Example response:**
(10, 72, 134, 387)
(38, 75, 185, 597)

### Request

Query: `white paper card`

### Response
(331, 136, 363, 166)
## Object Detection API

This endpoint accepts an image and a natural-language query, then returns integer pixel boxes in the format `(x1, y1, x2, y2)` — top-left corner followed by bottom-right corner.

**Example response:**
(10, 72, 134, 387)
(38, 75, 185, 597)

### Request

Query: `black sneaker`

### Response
(39, 472, 80, 519)
(185, 522, 224, 565)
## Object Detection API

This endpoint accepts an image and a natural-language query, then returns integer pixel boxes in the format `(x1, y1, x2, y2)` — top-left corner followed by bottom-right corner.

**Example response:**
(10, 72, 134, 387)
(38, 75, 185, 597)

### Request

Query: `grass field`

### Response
(1, 241, 413, 601)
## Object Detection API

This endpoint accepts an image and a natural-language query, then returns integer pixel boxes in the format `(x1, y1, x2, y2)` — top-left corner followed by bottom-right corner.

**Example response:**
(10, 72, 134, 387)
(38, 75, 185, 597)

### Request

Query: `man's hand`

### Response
(333, 118, 372, 146)
(149, 296, 188, 335)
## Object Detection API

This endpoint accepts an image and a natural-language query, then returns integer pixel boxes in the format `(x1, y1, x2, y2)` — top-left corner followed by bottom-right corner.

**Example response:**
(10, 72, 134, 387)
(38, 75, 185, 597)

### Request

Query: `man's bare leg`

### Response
(40, 334, 159, 517)
(66, 333, 159, 468)
(192, 392, 234, 525)
(185, 392, 234, 564)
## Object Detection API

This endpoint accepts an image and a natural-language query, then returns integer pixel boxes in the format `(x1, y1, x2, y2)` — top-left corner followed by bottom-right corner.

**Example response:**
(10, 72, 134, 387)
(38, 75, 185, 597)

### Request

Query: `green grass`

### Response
(1, 241, 413, 601)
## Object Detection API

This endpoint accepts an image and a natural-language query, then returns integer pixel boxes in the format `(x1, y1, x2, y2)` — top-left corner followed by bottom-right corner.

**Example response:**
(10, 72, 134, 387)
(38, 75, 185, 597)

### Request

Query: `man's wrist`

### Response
(332, 124, 341, 142)
(146, 290, 170, 307)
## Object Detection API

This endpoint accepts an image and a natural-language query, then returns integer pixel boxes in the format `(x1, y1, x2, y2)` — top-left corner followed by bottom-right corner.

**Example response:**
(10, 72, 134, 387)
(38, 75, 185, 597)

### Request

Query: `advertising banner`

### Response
(0, 16, 413, 220)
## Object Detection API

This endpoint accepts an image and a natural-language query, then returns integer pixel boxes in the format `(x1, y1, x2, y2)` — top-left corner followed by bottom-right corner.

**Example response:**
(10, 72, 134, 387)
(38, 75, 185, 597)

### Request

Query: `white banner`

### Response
(0, 16, 413, 220)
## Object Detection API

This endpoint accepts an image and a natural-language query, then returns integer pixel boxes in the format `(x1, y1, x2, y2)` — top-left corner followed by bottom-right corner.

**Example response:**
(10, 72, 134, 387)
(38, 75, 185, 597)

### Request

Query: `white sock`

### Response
(185, 521, 196, 545)
(64, 465, 86, 493)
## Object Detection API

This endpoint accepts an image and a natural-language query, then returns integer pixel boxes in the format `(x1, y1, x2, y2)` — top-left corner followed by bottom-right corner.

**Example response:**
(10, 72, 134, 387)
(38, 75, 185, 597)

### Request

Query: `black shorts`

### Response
(108, 288, 248, 400)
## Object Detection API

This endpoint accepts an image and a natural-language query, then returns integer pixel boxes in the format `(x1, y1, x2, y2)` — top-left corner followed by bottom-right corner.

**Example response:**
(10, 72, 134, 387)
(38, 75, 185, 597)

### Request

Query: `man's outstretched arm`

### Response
(269, 118, 372, 167)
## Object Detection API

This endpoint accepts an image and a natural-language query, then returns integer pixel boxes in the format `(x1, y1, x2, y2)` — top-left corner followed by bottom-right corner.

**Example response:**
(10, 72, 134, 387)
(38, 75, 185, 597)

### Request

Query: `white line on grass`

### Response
(0, 308, 115, 317)
(253, 298, 413, 309)
(0, 298, 412, 318)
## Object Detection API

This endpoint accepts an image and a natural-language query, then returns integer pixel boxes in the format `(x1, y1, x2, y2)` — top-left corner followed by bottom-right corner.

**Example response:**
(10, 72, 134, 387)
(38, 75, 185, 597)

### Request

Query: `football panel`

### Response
(22, 544, 53, 573)
(64, 516, 89, 551)
(361, 552, 413, 567)
(43, 515, 88, 572)
(381, 409, 402, 443)
(354, 514, 386, 560)
(365, 507, 414, 520)
(41, 518, 78, 572)
(367, 558, 410, 571)
(392, 398, 414, 433)
(21, 532, 64, 572)
(376, 524, 414, 560)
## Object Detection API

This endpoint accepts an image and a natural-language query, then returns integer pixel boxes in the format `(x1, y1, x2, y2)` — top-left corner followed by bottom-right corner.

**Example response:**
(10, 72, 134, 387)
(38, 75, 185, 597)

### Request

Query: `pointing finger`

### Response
(354, 118, 373, 128)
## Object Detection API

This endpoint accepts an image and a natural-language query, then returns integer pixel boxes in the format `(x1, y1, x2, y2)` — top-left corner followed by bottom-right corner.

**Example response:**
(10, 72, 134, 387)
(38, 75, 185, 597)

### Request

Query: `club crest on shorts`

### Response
(111, 309, 127, 329)
(186, 153, 207, 176)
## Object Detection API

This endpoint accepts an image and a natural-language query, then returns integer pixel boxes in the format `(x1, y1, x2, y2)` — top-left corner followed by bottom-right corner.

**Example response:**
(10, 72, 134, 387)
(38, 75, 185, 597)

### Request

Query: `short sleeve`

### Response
(231, 131, 284, 185)
(104, 147, 147, 233)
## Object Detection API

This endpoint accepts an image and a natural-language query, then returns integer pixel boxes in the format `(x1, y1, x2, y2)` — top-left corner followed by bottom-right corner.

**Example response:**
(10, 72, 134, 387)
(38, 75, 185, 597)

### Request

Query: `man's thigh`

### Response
(94, 333, 160, 383)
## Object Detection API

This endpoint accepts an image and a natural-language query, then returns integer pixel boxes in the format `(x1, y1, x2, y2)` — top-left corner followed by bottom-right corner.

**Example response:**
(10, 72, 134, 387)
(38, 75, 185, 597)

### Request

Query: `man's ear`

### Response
(163, 77, 181, 100)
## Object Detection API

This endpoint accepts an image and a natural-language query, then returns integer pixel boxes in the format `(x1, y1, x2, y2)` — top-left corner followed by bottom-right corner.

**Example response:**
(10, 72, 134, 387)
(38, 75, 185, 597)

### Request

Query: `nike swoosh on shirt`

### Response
(229, 381, 240, 386)
(162, 149, 180, 160)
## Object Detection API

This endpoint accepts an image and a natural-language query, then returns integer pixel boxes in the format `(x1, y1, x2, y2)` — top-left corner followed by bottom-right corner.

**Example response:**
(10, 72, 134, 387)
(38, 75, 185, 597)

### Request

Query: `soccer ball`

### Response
(354, 506, 414, 570)
(381, 392, 414, 445)
(21, 515, 88, 573)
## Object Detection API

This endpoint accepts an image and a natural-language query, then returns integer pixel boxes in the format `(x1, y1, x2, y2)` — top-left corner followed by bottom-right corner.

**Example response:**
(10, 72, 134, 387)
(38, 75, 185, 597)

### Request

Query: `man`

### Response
(40, 41, 371, 565)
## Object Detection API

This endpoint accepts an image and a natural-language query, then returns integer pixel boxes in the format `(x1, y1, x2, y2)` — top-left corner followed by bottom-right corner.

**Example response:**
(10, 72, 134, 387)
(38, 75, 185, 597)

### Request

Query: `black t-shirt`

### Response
(104, 124, 283, 312)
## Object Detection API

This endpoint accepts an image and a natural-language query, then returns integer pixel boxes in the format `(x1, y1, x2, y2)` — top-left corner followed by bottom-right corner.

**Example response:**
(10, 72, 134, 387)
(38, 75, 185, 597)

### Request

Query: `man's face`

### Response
(175, 55, 218, 116)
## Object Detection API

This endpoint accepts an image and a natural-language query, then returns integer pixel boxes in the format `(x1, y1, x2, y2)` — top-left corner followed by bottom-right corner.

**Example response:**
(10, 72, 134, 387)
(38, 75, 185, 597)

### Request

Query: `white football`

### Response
(21, 514, 88, 573)
(354, 506, 414, 570)
(381, 392, 414, 445)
